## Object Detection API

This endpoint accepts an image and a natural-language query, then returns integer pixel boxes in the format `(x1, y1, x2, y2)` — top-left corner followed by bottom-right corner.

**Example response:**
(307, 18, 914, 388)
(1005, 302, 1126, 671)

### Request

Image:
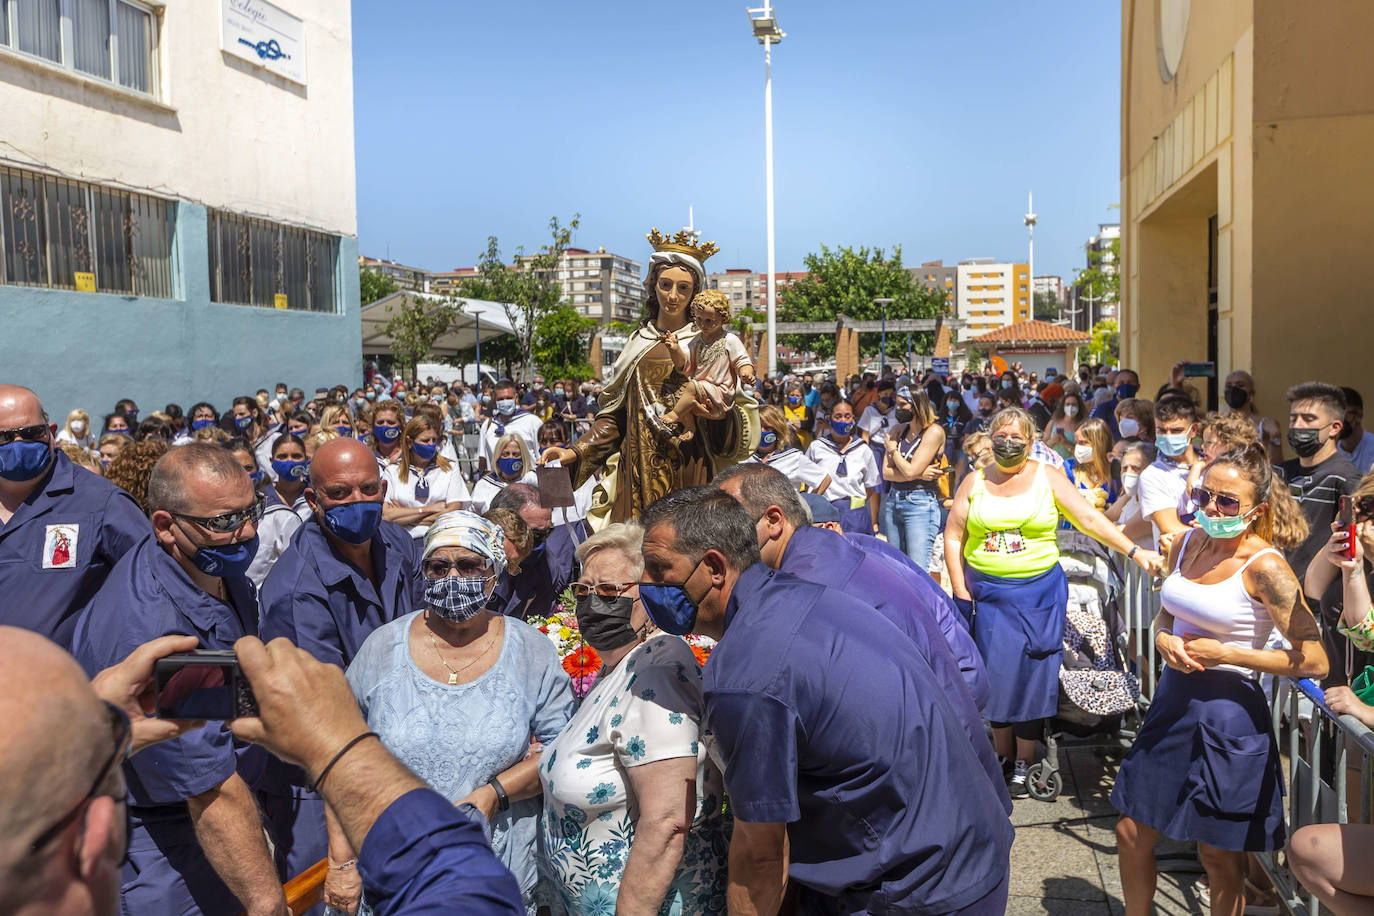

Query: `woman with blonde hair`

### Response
(1114, 442, 1325, 916)
(59, 443, 104, 475)
(381, 414, 471, 538)
(882, 385, 947, 568)
(1063, 417, 1119, 516)
(96, 432, 128, 470)
(318, 404, 356, 440)
(470, 433, 537, 513)
(56, 408, 95, 452)
(742, 405, 831, 493)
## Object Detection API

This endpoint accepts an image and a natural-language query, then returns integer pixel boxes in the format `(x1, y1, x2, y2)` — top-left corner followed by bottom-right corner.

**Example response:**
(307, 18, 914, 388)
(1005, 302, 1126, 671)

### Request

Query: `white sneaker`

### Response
(1009, 760, 1030, 798)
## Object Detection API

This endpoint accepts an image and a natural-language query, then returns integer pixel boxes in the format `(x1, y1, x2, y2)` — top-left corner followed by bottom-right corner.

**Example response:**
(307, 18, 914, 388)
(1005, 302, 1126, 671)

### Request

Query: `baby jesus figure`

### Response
(659, 289, 756, 444)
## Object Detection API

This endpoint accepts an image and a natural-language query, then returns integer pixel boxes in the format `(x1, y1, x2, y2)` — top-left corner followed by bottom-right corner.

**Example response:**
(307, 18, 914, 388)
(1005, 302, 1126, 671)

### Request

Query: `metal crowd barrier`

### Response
(1117, 564, 1374, 915)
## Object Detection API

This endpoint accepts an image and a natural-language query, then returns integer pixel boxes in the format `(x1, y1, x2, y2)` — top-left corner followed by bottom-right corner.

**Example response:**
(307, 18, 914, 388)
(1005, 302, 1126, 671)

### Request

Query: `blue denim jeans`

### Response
(880, 487, 941, 569)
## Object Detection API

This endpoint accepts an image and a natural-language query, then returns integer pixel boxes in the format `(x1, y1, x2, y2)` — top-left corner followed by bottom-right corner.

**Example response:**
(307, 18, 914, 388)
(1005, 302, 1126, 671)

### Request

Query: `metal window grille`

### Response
(207, 209, 341, 314)
(0, 164, 175, 297)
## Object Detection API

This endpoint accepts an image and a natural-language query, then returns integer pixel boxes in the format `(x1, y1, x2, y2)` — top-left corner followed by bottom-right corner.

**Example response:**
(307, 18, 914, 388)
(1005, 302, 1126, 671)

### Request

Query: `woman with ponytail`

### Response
(1113, 440, 1327, 916)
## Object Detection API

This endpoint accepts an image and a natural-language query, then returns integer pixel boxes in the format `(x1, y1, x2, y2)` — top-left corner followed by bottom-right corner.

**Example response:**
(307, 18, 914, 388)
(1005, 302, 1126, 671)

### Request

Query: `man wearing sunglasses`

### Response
(257, 436, 421, 888)
(73, 444, 286, 916)
(0, 386, 151, 650)
(486, 484, 579, 621)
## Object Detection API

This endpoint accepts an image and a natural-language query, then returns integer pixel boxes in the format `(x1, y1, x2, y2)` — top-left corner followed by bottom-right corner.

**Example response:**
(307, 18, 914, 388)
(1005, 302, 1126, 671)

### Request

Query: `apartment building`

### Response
(955, 259, 1030, 340)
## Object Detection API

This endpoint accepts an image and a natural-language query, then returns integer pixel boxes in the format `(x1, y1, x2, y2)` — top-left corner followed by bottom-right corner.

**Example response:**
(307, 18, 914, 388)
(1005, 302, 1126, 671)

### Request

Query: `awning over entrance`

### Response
(360, 292, 516, 357)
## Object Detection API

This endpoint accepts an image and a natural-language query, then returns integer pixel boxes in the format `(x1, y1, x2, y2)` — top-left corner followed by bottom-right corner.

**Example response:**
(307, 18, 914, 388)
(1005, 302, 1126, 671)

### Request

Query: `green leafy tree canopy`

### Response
(532, 305, 598, 381)
(776, 245, 949, 359)
(1086, 318, 1120, 364)
(360, 266, 398, 306)
(380, 294, 462, 380)
(1073, 237, 1120, 305)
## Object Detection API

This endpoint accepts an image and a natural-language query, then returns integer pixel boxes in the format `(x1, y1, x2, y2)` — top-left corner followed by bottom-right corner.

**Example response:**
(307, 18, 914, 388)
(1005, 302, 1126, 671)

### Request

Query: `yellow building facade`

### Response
(1120, 0, 1374, 413)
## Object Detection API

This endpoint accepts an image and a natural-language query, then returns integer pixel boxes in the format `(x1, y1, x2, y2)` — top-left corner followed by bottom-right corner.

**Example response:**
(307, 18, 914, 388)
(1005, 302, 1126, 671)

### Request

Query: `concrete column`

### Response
(835, 322, 860, 382)
(589, 335, 603, 380)
(753, 328, 771, 369)
(934, 322, 952, 359)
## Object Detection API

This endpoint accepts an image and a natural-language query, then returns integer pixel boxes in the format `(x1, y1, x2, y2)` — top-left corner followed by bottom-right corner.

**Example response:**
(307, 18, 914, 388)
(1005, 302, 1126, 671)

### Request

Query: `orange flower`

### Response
(691, 644, 711, 667)
(562, 644, 602, 679)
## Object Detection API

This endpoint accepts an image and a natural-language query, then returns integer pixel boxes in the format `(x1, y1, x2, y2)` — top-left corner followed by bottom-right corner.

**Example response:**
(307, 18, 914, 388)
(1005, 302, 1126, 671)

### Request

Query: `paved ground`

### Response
(1010, 744, 1204, 915)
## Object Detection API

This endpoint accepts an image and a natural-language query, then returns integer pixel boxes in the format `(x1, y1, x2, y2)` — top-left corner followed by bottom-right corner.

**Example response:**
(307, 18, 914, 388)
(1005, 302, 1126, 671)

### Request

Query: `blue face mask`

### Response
(366, 392, 377, 401)
(334, 425, 353, 437)
(289, 427, 308, 438)
(191, 418, 216, 431)
(424, 575, 492, 622)
(271, 458, 310, 481)
(1156, 432, 1191, 457)
(1116, 383, 1138, 400)
(759, 430, 778, 450)
(0, 441, 52, 482)
(373, 424, 400, 443)
(496, 456, 524, 477)
(189, 536, 259, 578)
(321, 500, 383, 545)
(637, 559, 705, 637)
(830, 419, 855, 437)
(412, 442, 438, 462)
(787, 395, 801, 405)
(248, 469, 265, 487)
(1196, 507, 1256, 541)
(234, 415, 254, 433)
(125, 410, 138, 423)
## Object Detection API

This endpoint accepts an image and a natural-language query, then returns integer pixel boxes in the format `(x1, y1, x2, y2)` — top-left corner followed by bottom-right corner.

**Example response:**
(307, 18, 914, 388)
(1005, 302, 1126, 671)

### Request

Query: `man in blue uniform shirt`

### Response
(638, 488, 1013, 914)
(0, 385, 150, 649)
(713, 464, 1007, 817)
(487, 484, 581, 620)
(73, 444, 287, 916)
(257, 436, 421, 888)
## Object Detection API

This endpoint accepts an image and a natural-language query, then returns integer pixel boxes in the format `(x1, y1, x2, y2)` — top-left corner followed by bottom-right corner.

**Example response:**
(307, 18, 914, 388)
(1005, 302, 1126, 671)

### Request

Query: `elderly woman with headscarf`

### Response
(325, 510, 574, 915)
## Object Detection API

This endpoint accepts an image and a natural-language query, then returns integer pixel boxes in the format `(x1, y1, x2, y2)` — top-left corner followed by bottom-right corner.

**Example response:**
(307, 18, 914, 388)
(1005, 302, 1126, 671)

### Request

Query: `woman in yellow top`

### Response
(944, 407, 1164, 797)
(783, 380, 813, 447)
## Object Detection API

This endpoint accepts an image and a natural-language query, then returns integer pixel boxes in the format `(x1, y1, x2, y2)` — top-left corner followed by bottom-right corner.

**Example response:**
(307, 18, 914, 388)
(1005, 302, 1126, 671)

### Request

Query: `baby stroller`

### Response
(1022, 531, 1141, 801)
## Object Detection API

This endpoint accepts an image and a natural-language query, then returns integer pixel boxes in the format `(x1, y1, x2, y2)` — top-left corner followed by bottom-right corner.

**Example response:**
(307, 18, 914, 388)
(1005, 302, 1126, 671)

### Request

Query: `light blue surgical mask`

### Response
(1156, 432, 1191, 457)
(1196, 507, 1257, 540)
(495, 398, 517, 415)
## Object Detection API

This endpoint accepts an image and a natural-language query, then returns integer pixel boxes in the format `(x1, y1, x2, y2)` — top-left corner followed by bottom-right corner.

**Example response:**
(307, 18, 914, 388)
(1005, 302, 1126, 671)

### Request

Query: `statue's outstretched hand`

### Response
(538, 446, 576, 467)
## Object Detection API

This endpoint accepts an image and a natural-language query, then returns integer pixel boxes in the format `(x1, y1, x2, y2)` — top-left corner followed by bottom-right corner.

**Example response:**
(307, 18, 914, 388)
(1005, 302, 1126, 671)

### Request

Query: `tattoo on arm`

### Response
(1253, 557, 1321, 644)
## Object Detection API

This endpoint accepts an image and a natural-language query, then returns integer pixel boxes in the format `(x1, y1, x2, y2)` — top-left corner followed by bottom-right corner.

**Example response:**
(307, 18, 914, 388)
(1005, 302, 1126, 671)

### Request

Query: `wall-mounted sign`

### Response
(221, 0, 306, 86)
(74, 272, 96, 292)
(274, 294, 289, 310)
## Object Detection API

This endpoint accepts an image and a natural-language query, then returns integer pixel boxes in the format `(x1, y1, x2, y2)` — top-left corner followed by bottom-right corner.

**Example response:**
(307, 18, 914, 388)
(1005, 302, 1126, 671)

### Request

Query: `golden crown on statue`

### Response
(646, 227, 720, 264)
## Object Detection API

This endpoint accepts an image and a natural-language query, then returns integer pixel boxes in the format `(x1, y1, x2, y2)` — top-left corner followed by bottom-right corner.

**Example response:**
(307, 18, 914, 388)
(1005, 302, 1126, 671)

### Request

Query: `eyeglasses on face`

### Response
(422, 558, 494, 579)
(172, 493, 266, 533)
(571, 581, 635, 599)
(29, 701, 130, 856)
(1190, 486, 1246, 517)
(0, 424, 50, 445)
(530, 526, 554, 546)
(990, 435, 1027, 448)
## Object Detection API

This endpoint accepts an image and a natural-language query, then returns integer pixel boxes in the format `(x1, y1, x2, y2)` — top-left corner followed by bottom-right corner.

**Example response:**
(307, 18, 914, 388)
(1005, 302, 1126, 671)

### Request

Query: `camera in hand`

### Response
(154, 649, 258, 719)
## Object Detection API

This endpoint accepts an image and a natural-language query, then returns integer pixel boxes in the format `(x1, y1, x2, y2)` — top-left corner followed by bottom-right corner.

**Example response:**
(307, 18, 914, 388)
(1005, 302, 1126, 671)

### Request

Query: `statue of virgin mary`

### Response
(539, 228, 759, 527)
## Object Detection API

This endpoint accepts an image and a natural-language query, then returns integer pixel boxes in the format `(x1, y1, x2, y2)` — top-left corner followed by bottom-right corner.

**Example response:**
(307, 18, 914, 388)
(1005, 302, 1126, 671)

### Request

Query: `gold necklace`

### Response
(426, 616, 499, 685)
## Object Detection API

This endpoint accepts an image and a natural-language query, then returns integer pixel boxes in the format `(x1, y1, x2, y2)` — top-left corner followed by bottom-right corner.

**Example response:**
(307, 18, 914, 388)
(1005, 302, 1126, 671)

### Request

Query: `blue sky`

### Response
(352, 1, 1120, 283)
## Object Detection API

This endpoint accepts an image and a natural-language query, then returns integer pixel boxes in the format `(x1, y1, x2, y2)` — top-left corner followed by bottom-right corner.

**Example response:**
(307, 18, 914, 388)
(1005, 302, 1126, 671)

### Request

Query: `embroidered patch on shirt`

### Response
(43, 524, 79, 569)
(980, 528, 1027, 555)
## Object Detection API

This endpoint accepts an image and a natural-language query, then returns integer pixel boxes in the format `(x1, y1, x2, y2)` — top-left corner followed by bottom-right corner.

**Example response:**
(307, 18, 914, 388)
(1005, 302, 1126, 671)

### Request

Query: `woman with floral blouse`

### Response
(538, 522, 728, 914)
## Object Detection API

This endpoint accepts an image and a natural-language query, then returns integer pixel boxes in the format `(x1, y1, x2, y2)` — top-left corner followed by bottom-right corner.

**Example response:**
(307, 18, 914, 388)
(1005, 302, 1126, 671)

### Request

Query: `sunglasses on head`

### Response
(0, 424, 50, 445)
(1191, 486, 1247, 517)
(172, 493, 266, 533)
(1357, 495, 1374, 520)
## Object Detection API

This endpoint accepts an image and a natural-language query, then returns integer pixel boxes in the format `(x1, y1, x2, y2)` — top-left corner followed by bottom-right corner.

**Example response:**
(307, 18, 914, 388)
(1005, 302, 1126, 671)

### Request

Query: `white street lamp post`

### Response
(748, 4, 784, 377)
(1024, 191, 1036, 323)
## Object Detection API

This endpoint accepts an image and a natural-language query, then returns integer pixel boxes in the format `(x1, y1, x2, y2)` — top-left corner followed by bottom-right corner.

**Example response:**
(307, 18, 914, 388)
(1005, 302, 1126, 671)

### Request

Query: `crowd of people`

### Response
(5, 341, 1374, 916)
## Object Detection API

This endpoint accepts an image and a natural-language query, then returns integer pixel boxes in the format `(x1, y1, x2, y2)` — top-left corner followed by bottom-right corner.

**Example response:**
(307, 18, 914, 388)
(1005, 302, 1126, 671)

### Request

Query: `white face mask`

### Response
(1063, 404, 1079, 418)
(70, 420, 86, 435)
(1119, 417, 1141, 438)
(1121, 471, 1140, 494)
(1073, 443, 1095, 463)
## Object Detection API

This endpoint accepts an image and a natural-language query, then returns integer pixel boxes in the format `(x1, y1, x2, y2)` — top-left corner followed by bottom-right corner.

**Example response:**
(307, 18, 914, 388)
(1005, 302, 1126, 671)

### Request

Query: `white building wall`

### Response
(956, 261, 1014, 341)
(0, 0, 357, 235)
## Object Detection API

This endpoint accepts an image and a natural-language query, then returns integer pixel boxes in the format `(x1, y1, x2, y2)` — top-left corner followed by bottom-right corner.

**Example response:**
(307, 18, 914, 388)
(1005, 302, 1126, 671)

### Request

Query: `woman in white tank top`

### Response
(1111, 442, 1327, 916)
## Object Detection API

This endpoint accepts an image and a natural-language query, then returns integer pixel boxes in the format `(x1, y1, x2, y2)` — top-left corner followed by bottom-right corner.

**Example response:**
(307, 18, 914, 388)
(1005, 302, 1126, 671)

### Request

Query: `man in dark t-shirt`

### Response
(1283, 382, 1364, 685)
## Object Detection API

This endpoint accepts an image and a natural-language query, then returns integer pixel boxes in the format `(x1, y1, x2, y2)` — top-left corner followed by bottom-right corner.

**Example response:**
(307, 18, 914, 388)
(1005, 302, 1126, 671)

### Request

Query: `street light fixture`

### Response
(747, 3, 784, 377)
(1024, 191, 1036, 322)
(873, 297, 893, 374)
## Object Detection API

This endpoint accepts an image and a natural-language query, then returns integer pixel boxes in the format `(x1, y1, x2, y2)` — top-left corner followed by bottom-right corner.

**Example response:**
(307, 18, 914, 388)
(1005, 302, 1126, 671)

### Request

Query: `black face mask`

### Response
(574, 594, 638, 652)
(894, 407, 914, 424)
(991, 440, 1028, 468)
(1287, 427, 1326, 459)
(1224, 386, 1249, 410)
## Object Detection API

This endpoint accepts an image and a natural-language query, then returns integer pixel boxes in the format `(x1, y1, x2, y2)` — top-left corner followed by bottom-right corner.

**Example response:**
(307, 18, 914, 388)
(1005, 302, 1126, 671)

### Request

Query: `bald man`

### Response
(256, 436, 421, 888)
(73, 444, 285, 916)
(0, 384, 150, 648)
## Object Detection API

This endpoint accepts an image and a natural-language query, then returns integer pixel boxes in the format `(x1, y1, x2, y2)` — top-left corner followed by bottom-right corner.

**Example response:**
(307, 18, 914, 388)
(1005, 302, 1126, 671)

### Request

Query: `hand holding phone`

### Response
(1340, 495, 1358, 561)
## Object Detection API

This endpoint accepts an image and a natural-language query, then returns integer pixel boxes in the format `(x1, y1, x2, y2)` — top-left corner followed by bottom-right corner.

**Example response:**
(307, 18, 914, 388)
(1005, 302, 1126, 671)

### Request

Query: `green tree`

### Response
(380, 294, 462, 380)
(454, 214, 580, 374)
(776, 245, 948, 359)
(1086, 318, 1119, 364)
(533, 305, 598, 380)
(1073, 237, 1120, 307)
(359, 267, 398, 306)
(1033, 290, 1061, 321)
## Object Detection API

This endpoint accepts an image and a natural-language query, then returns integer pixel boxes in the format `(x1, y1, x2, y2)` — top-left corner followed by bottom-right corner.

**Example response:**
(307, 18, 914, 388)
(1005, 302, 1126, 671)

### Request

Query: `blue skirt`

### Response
(1111, 667, 1285, 851)
(968, 564, 1068, 723)
(832, 497, 874, 535)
